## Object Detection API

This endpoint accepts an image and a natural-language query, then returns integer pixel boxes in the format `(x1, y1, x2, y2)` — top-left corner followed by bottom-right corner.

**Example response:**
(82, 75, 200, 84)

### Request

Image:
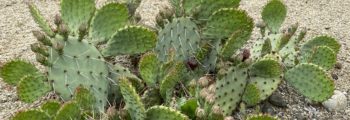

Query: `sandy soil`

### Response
(0, 0, 349, 119)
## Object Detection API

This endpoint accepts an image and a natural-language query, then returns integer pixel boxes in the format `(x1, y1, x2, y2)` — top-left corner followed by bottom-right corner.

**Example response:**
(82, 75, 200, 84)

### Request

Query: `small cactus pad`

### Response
(119, 77, 146, 120)
(180, 98, 198, 119)
(40, 101, 61, 117)
(142, 88, 162, 108)
(73, 86, 96, 111)
(307, 46, 337, 70)
(247, 114, 278, 120)
(156, 17, 201, 62)
(242, 84, 260, 106)
(249, 76, 281, 102)
(220, 30, 250, 59)
(250, 58, 281, 78)
(203, 8, 254, 41)
(102, 26, 157, 56)
(90, 3, 129, 44)
(139, 52, 159, 87)
(12, 110, 50, 120)
(193, 0, 241, 21)
(215, 64, 248, 116)
(48, 36, 108, 112)
(160, 63, 187, 102)
(17, 75, 50, 103)
(285, 63, 334, 102)
(0, 60, 38, 85)
(54, 102, 81, 120)
(146, 106, 189, 120)
(28, 4, 54, 37)
(300, 36, 340, 64)
(262, 0, 286, 33)
(279, 28, 306, 67)
(182, 0, 201, 16)
(61, 0, 95, 34)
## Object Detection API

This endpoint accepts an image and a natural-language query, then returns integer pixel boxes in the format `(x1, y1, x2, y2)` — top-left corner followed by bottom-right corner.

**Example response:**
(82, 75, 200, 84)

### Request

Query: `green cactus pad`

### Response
(61, 0, 95, 34)
(285, 63, 334, 102)
(119, 77, 146, 120)
(215, 64, 248, 116)
(251, 38, 266, 60)
(90, 3, 129, 44)
(262, 0, 286, 33)
(17, 75, 51, 103)
(160, 63, 187, 102)
(40, 101, 61, 118)
(307, 46, 337, 70)
(156, 17, 201, 62)
(250, 58, 281, 78)
(194, 0, 241, 22)
(249, 76, 281, 102)
(242, 84, 260, 106)
(170, 0, 182, 17)
(220, 30, 250, 59)
(261, 39, 272, 56)
(54, 102, 81, 120)
(28, 4, 54, 37)
(0, 60, 39, 85)
(12, 110, 50, 120)
(73, 86, 96, 111)
(279, 28, 305, 67)
(247, 114, 278, 120)
(180, 98, 198, 119)
(146, 106, 189, 120)
(300, 36, 340, 63)
(142, 88, 162, 108)
(103, 26, 157, 56)
(183, 0, 201, 16)
(139, 52, 159, 87)
(48, 36, 108, 112)
(203, 8, 254, 41)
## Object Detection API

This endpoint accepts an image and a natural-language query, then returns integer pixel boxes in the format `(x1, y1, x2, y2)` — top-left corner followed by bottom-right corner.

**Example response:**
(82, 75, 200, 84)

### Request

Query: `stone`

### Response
(322, 90, 347, 111)
(269, 93, 287, 108)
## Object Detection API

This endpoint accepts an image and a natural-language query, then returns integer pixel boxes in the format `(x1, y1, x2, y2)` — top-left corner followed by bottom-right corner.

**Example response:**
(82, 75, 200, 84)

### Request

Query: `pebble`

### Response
(269, 93, 288, 108)
(261, 102, 275, 115)
(334, 62, 342, 69)
(322, 90, 347, 111)
(331, 73, 338, 80)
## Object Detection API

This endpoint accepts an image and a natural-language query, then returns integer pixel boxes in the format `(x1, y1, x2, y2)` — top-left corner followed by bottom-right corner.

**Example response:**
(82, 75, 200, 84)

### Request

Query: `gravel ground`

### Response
(0, 0, 349, 119)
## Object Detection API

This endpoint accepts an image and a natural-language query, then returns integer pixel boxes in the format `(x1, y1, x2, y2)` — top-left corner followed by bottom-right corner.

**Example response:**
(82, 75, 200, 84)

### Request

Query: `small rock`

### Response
(334, 62, 342, 69)
(261, 102, 275, 115)
(322, 90, 347, 111)
(331, 73, 338, 80)
(269, 93, 287, 108)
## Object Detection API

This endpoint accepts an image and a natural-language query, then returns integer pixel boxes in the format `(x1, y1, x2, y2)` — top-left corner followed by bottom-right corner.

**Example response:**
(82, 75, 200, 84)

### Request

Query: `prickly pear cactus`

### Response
(247, 114, 279, 120)
(146, 106, 189, 120)
(155, 17, 201, 62)
(12, 110, 50, 120)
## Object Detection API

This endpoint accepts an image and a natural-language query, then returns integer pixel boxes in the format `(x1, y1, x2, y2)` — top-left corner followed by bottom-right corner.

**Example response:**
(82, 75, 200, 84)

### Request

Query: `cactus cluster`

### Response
(0, 0, 341, 120)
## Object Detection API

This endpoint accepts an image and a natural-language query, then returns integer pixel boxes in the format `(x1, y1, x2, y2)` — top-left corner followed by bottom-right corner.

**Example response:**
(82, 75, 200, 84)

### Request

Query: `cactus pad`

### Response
(48, 36, 108, 112)
(73, 86, 96, 111)
(12, 110, 50, 120)
(215, 64, 248, 116)
(40, 101, 61, 118)
(54, 102, 81, 120)
(220, 30, 250, 59)
(262, 0, 287, 33)
(119, 77, 146, 120)
(0, 60, 39, 85)
(139, 52, 159, 87)
(250, 58, 281, 78)
(90, 3, 129, 44)
(17, 75, 51, 103)
(160, 63, 187, 102)
(249, 76, 281, 102)
(156, 17, 201, 62)
(242, 84, 260, 106)
(285, 63, 334, 102)
(203, 8, 254, 41)
(146, 106, 189, 120)
(60, 0, 95, 34)
(102, 26, 157, 56)
(28, 4, 54, 37)
(193, 0, 241, 21)
(300, 36, 340, 64)
(247, 114, 278, 120)
(307, 46, 337, 70)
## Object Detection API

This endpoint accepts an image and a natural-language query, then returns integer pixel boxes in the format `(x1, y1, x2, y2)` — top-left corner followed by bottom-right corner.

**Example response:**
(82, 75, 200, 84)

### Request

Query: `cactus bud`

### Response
(32, 31, 52, 46)
(30, 43, 49, 57)
(212, 105, 223, 115)
(198, 76, 210, 87)
(297, 27, 307, 43)
(208, 84, 216, 93)
(195, 108, 206, 118)
(78, 23, 88, 41)
(36, 53, 51, 66)
(54, 14, 62, 26)
(59, 24, 69, 39)
(205, 93, 215, 104)
(256, 21, 266, 28)
(106, 106, 117, 118)
(200, 88, 209, 99)
(53, 42, 64, 55)
(186, 57, 198, 70)
(242, 49, 250, 62)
